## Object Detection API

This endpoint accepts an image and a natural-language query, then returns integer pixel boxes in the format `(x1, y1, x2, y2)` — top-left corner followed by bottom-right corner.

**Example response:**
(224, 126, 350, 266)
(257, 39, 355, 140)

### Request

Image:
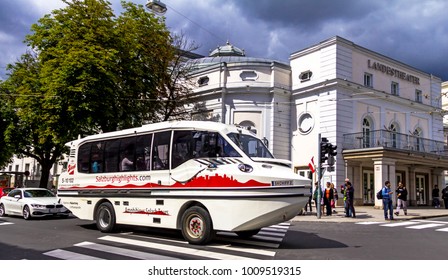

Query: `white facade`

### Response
(187, 36, 448, 207)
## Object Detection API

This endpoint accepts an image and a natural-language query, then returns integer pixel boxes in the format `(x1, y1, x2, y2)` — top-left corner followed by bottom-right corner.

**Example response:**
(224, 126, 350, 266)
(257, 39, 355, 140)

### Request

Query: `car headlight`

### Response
(238, 163, 253, 173)
(30, 204, 46, 209)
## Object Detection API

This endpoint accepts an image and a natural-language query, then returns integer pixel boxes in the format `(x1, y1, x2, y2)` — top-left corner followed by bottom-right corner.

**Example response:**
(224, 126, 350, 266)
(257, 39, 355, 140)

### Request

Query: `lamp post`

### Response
(145, 0, 167, 15)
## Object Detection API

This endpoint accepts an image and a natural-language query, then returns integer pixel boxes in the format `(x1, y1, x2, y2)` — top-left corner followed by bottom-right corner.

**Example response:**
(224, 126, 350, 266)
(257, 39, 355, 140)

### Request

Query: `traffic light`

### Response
(326, 143, 337, 166)
(320, 137, 329, 164)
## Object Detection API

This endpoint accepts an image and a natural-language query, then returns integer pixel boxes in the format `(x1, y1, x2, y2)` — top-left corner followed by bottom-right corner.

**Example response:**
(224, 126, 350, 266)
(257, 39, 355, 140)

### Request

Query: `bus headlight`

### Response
(238, 164, 253, 173)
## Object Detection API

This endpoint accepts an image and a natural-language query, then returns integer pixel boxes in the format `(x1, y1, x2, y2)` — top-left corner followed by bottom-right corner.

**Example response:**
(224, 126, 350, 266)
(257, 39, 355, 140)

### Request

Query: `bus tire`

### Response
(181, 206, 214, 245)
(96, 202, 116, 233)
(236, 228, 261, 238)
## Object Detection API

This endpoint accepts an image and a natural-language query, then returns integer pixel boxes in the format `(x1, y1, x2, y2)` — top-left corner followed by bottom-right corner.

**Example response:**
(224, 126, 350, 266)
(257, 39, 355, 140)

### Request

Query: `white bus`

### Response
(57, 121, 310, 244)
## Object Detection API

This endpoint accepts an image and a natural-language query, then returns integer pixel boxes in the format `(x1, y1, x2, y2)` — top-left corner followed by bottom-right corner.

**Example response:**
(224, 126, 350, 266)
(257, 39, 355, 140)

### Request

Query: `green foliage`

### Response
(0, 0, 175, 187)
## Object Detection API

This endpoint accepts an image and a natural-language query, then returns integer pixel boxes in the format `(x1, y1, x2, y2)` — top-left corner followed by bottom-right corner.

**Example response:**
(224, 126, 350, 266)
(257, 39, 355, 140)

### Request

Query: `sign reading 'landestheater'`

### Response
(367, 59, 420, 85)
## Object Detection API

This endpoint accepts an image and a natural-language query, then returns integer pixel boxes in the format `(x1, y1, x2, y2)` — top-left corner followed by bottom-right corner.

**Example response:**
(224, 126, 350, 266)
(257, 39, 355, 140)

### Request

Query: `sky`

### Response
(1, 0, 448, 82)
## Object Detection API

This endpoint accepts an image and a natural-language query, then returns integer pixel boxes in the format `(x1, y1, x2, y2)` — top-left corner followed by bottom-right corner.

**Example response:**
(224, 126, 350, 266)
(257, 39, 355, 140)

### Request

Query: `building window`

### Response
(197, 76, 209, 87)
(362, 118, 372, 148)
(364, 73, 373, 87)
(413, 128, 423, 151)
(391, 82, 399, 96)
(240, 71, 258, 81)
(299, 71, 313, 82)
(415, 89, 422, 103)
(389, 123, 400, 148)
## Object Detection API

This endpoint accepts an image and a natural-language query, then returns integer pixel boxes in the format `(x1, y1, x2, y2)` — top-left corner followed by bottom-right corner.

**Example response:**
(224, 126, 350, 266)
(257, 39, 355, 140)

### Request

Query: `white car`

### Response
(0, 188, 70, 220)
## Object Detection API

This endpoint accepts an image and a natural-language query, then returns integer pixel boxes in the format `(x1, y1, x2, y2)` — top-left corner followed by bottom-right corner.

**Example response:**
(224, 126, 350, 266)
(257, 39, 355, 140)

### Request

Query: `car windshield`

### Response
(227, 133, 273, 159)
(23, 190, 55, 198)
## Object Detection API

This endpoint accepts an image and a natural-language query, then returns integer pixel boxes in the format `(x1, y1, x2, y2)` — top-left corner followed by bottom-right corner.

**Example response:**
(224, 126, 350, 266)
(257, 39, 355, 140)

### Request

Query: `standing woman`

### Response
(394, 182, 408, 216)
(331, 183, 338, 213)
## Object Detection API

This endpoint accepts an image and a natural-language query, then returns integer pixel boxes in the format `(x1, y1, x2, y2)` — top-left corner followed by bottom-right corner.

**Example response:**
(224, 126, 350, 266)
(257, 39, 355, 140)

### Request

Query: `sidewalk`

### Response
(292, 206, 448, 223)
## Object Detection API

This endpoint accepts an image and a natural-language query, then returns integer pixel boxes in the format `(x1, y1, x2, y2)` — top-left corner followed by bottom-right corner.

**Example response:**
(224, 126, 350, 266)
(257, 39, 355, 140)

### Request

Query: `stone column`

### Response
(373, 158, 396, 209)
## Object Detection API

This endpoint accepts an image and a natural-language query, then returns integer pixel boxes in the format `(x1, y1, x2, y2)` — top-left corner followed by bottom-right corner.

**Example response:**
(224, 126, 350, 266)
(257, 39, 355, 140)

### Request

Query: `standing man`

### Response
(382, 181, 394, 220)
(432, 185, 440, 208)
(394, 182, 408, 216)
(442, 185, 448, 209)
(344, 181, 356, 218)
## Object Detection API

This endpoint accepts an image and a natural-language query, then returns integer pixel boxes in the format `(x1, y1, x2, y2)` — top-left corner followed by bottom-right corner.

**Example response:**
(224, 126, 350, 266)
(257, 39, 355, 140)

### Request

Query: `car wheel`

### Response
(96, 202, 116, 233)
(23, 205, 31, 220)
(0, 204, 6, 217)
(181, 206, 214, 245)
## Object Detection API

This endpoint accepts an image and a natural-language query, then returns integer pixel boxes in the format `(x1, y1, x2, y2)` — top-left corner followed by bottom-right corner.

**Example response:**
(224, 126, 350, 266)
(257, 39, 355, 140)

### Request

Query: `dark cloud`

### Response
(1, 0, 448, 81)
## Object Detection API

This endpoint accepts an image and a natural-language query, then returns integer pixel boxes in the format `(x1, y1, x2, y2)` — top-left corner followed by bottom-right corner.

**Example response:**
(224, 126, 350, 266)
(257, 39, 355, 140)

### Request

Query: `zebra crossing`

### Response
(0, 220, 13, 226)
(356, 220, 448, 232)
(42, 222, 290, 260)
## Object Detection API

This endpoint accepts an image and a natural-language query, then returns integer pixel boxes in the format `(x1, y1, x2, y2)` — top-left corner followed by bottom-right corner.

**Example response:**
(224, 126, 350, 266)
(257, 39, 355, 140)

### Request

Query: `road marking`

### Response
(405, 223, 444, 229)
(43, 249, 104, 260)
(0, 222, 13, 226)
(74, 241, 180, 260)
(380, 221, 420, 227)
(435, 227, 448, 232)
(99, 235, 260, 260)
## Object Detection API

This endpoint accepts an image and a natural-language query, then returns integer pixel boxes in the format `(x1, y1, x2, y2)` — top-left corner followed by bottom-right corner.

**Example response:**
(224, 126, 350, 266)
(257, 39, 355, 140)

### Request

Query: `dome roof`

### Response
(209, 41, 245, 57)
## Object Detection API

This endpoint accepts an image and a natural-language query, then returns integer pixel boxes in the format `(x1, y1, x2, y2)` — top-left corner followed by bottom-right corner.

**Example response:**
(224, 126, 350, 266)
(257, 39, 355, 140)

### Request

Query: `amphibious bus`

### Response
(57, 121, 310, 244)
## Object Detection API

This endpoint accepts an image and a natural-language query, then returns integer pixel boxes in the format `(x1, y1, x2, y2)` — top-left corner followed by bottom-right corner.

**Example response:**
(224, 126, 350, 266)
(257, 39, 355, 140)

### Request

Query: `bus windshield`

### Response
(227, 133, 274, 159)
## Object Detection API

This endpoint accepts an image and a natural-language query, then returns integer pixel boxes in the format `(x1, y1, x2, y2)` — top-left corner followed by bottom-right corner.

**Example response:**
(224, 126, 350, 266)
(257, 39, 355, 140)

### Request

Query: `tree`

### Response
(0, 0, 174, 187)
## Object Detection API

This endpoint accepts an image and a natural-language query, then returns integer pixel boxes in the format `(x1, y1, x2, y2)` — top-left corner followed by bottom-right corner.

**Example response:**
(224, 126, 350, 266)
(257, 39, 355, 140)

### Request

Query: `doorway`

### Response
(362, 170, 374, 204)
(416, 174, 426, 205)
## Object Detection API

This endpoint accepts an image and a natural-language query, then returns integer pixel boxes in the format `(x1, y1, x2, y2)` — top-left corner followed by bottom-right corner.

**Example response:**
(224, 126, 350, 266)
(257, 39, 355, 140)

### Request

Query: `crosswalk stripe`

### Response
(217, 231, 283, 243)
(74, 241, 180, 260)
(405, 223, 444, 229)
(380, 221, 420, 227)
(44, 249, 104, 260)
(99, 235, 260, 260)
(0, 222, 13, 226)
(435, 227, 448, 232)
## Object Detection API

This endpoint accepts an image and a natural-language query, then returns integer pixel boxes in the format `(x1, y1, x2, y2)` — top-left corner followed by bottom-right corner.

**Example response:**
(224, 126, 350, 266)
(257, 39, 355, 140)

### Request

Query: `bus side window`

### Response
(90, 141, 104, 173)
(172, 130, 194, 169)
(152, 131, 171, 170)
(135, 134, 152, 171)
(120, 137, 136, 172)
(78, 143, 91, 173)
(104, 139, 120, 173)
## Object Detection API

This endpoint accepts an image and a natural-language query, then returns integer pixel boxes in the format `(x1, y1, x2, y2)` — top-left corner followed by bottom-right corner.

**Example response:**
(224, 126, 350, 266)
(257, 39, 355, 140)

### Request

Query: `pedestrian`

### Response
(323, 182, 334, 216)
(344, 181, 356, 218)
(331, 182, 338, 214)
(442, 185, 448, 209)
(305, 184, 313, 213)
(432, 185, 440, 208)
(394, 182, 408, 216)
(382, 181, 394, 220)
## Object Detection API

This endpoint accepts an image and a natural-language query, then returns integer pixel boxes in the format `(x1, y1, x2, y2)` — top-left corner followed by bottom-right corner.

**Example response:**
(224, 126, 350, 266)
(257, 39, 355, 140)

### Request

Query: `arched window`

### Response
(362, 117, 372, 148)
(413, 128, 423, 151)
(389, 123, 400, 148)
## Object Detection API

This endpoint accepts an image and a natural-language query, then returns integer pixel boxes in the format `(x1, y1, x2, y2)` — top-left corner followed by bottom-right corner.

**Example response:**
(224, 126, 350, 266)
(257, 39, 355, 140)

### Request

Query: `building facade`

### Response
(186, 36, 448, 207)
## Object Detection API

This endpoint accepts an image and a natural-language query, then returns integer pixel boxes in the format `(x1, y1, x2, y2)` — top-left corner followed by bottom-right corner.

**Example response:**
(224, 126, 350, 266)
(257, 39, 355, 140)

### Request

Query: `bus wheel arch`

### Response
(94, 200, 116, 233)
(178, 202, 214, 245)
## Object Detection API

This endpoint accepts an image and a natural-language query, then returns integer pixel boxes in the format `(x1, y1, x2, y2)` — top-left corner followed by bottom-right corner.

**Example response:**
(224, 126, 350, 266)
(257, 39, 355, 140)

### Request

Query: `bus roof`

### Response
(66, 120, 251, 147)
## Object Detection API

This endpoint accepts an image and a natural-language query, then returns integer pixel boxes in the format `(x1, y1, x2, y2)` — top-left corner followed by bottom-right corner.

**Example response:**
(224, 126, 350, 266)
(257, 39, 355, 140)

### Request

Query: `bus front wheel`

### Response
(181, 206, 214, 245)
(96, 202, 116, 233)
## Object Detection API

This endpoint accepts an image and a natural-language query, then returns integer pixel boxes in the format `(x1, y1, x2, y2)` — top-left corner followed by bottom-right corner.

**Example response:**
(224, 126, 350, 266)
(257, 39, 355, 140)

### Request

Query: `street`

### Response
(1, 214, 448, 260)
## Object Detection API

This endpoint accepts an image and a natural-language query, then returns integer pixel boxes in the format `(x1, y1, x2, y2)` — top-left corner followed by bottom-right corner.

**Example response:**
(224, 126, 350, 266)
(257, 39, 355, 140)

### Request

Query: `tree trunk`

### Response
(39, 160, 53, 188)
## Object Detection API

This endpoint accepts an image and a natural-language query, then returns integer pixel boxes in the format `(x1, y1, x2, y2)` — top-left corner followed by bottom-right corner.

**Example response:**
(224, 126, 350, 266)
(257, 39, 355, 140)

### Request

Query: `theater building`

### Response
(186, 36, 447, 207)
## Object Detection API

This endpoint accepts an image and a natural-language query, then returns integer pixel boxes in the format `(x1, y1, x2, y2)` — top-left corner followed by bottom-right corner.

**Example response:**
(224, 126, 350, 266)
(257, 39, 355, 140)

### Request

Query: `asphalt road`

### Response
(1, 215, 448, 260)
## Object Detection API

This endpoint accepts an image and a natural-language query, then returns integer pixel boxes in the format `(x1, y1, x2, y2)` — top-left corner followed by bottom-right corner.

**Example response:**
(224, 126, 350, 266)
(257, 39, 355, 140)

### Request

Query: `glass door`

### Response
(363, 170, 374, 204)
(416, 175, 426, 205)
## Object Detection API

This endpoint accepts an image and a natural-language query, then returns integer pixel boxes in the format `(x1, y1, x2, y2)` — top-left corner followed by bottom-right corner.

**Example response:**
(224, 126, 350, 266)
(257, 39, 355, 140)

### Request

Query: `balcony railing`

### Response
(343, 130, 447, 156)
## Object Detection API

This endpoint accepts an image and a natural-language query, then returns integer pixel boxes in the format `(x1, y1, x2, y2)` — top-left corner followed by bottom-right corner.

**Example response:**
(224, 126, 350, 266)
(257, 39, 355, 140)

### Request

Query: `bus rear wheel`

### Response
(96, 202, 116, 233)
(181, 206, 214, 245)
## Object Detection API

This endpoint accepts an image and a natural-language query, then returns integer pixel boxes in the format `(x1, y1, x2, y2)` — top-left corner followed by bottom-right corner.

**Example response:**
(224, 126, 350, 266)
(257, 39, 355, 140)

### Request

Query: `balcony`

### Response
(343, 130, 448, 157)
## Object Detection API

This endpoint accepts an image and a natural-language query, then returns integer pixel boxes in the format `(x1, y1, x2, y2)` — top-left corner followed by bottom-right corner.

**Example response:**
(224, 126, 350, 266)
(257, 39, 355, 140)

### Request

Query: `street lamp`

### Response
(145, 0, 167, 15)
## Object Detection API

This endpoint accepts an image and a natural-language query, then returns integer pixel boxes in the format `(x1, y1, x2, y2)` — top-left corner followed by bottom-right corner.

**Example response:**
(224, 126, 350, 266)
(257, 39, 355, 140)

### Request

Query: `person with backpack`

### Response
(382, 181, 394, 220)
(394, 182, 408, 216)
